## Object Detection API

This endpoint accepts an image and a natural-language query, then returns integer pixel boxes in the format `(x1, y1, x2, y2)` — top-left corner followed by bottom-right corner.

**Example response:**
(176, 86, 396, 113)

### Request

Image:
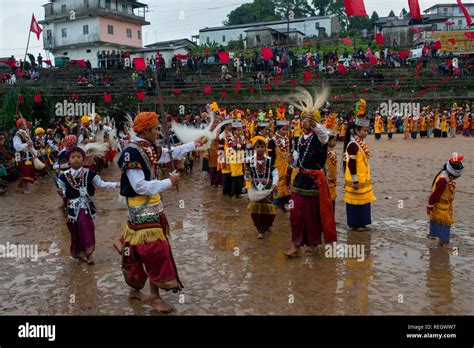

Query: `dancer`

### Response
(284, 88, 337, 257)
(427, 153, 464, 249)
(343, 99, 376, 232)
(57, 146, 119, 264)
(117, 112, 207, 313)
(325, 132, 338, 212)
(245, 136, 278, 239)
(228, 120, 246, 198)
(13, 119, 37, 194)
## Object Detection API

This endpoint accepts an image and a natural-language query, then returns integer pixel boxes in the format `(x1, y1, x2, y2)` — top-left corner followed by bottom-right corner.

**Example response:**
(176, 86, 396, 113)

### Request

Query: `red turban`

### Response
(133, 112, 159, 133)
(64, 135, 78, 148)
(16, 118, 27, 129)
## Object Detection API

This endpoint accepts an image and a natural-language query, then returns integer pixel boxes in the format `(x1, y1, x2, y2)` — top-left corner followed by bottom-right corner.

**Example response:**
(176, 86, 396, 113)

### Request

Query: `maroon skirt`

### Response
(209, 167, 223, 186)
(66, 209, 96, 258)
(289, 193, 323, 247)
(18, 162, 36, 183)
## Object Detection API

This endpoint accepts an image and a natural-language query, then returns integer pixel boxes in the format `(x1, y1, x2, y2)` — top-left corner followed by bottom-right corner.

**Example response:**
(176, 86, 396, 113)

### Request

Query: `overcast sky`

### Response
(0, 0, 464, 58)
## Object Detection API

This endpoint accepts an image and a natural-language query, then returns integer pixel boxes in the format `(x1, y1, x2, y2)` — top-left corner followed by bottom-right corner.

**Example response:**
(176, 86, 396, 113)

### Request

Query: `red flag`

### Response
(464, 32, 474, 40)
(235, 82, 242, 90)
(30, 14, 43, 40)
(203, 86, 212, 94)
(136, 92, 145, 101)
(218, 51, 230, 64)
(343, 0, 367, 17)
(291, 79, 297, 86)
(408, 0, 421, 20)
(261, 47, 273, 61)
(249, 86, 255, 94)
(221, 91, 227, 99)
(375, 33, 384, 45)
(71, 93, 80, 100)
(0, 60, 17, 68)
(336, 64, 347, 75)
(376, 85, 382, 91)
(266, 84, 272, 91)
(104, 93, 112, 103)
(370, 56, 377, 65)
(134, 58, 146, 71)
(457, 0, 472, 26)
(18, 95, 24, 104)
(411, 27, 421, 33)
(399, 50, 410, 59)
(71, 60, 87, 67)
(448, 38, 456, 45)
(33, 94, 42, 103)
(42, 60, 52, 66)
(433, 41, 442, 50)
(175, 54, 188, 60)
(304, 71, 312, 82)
(341, 37, 353, 45)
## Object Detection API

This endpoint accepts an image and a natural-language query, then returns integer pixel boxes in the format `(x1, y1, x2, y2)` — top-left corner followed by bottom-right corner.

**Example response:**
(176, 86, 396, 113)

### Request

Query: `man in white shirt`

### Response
(116, 111, 207, 314)
(13, 119, 38, 194)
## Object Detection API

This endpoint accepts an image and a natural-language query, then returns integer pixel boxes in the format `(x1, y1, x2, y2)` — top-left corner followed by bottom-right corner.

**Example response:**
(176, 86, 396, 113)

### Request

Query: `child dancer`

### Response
(57, 147, 119, 264)
(245, 136, 278, 239)
(427, 153, 464, 249)
(228, 121, 246, 198)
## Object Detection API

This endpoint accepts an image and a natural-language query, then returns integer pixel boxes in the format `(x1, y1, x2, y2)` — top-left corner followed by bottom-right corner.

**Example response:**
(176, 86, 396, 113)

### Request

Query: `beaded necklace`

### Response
(327, 150, 337, 166)
(275, 133, 289, 152)
(135, 141, 159, 167)
(252, 155, 271, 190)
(354, 136, 370, 158)
(297, 133, 314, 169)
(65, 168, 88, 191)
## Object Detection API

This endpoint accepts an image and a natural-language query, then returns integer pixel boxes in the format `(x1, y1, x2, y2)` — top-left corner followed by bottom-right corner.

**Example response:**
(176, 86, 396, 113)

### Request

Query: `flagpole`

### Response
(23, 13, 33, 71)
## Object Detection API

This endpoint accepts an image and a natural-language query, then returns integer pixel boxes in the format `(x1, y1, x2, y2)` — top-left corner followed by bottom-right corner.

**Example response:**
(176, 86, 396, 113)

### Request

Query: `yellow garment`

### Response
(292, 119, 301, 138)
(374, 117, 383, 134)
(229, 147, 244, 177)
(340, 123, 347, 137)
(326, 150, 337, 200)
(430, 172, 455, 226)
(124, 194, 168, 245)
(441, 117, 448, 132)
(387, 118, 393, 132)
(420, 116, 427, 131)
(344, 142, 376, 205)
(274, 140, 290, 199)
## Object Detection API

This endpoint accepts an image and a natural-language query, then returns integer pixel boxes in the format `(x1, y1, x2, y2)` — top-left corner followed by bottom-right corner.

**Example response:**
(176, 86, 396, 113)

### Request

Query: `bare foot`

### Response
(441, 243, 454, 250)
(284, 246, 300, 257)
(151, 298, 175, 314)
(128, 289, 150, 302)
(257, 233, 264, 239)
(113, 241, 123, 255)
(23, 190, 33, 194)
(86, 255, 95, 264)
(426, 234, 437, 240)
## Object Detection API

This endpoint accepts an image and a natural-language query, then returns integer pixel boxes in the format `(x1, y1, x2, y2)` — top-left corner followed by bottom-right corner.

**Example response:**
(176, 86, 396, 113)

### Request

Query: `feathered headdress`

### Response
(286, 87, 330, 123)
(354, 98, 370, 127)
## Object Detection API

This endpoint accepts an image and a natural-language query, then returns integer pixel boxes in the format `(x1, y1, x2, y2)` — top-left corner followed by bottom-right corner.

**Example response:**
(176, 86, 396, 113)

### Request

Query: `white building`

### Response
(130, 39, 197, 68)
(39, 0, 150, 64)
(423, 3, 474, 30)
(199, 16, 341, 47)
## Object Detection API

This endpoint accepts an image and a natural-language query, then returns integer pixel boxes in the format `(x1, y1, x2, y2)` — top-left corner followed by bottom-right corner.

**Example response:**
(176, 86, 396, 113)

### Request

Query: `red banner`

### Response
(344, 0, 367, 17)
(0, 60, 16, 67)
(136, 92, 145, 101)
(408, 0, 421, 20)
(261, 47, 273, 61)
(33, 94, 42, 103)
(203, 86, 212, 94)
(104, 93, 112, 103)
(217, 51, 230, 64)
(375, 33, 384, 45)
(133, 58, 146, 71)
(341, 37, 353, 45)
(457, 0, 472, 26)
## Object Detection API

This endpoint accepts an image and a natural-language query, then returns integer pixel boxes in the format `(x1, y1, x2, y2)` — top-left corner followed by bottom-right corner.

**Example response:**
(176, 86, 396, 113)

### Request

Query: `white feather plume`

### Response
(172, 109, 233, 151)
(286, 87, 330, 121)
(80, 142, 109, 157)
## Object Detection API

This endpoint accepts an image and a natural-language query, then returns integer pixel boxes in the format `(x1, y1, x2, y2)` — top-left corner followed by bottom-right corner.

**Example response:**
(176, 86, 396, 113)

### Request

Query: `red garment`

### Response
(428, 176, 447, 206)
(297, 168, 337, 243)
(290, 193, 322, 246)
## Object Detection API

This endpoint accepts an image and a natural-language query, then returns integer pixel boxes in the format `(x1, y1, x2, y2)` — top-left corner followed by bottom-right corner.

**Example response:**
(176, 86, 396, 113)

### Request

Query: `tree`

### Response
(401, 8, 408, 16)
(326, 0, 348, 31)
(312, 0, 331, 16)
(224, 0, 280, 26)
(388, 10, 396, 17)
(274, 0, 316, 19)
(370, 11, 379, 25)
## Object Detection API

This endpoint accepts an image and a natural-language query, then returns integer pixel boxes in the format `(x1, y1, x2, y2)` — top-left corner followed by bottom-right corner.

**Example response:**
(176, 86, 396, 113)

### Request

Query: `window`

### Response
(206, 37, 210, 44)
(458, 19, 463, 26)
(83, 25, 89, 35)
(122, 4, 128, 12)
(239, 33, 243, 40)
(443, 7, 448, 13)
(222, 35, 226, 42)
(84, 0, 89, 7)
(315, 22, 320, 29)
(105, 0, 111, 9)
(61, 4, 67, 13)
(256, 35, 261, 43)
(138, 30, 142, 39)
(86, 49, 91, 53)
(126, 29, 132, 38)
(61, 28, 67, 38)
(108, 25, 114, 35)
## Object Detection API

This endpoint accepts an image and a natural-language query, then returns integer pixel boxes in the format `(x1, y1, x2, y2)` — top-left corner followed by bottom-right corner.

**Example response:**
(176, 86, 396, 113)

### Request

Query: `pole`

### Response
(153, 68, 179, 191)
(16, 14, 33, 117)
(286, 0, 290, 46)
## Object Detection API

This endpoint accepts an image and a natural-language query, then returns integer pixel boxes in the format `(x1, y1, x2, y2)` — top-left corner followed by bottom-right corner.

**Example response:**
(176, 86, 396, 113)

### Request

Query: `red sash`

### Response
(298, 168, 337, 243)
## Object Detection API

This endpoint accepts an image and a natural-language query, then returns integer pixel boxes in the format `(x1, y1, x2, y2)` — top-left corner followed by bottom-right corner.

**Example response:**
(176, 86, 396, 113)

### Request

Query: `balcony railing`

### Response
(44, 5, 146, 22)
(44, 33, 101, 49)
